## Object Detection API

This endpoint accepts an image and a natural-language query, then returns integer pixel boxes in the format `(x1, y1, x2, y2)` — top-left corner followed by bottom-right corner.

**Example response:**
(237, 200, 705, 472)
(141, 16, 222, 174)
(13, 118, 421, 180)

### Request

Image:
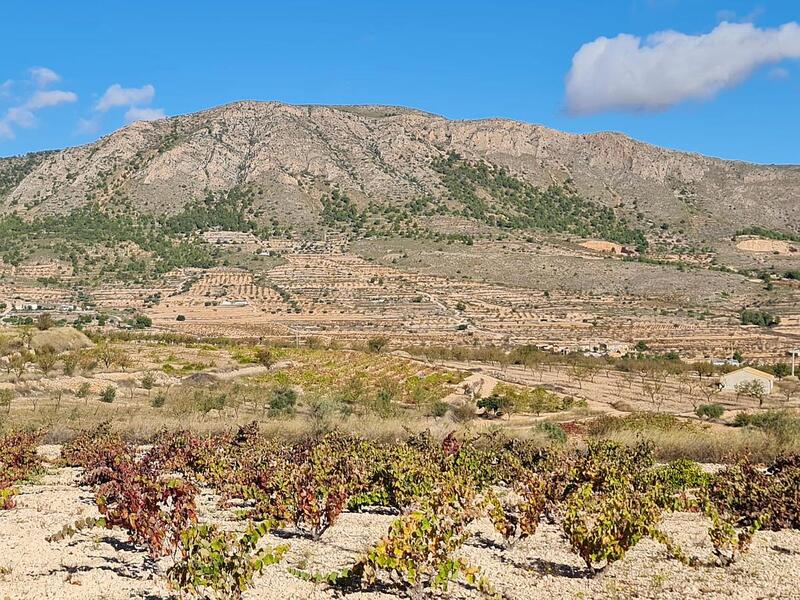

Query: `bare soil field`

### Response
(736, 237, 799, 255)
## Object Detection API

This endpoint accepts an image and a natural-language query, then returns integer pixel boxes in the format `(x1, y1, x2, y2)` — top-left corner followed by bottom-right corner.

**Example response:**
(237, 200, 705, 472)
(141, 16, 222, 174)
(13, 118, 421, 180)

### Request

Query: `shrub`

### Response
(268, 385, 297, 414)
(0, 430, 43, 509)
(534, 421, 567, 444)
(366, 336, 389, 353)
(487, 473, 546, 548)
(62, 351, 78, 376)
(75, 382, 91, 399)
(740, 309, 780, 327)
(369, 382, 397, 416)
(562, 482, 665, 573)
(696, 403, 725, 420)
(34, 345, 58, 375)
(96, 468, 197, 558)
(0, 388, 13, 413)
(339, 478, 494, 594)
(176, 314, 186, 322)
(650, 458, 710, 493)
(254, 347, 274, 367)
(450, 402, 476, 422)
(132, 314, 153, 329)
(36, 313, 54, 331)
(151, 392, 166, 408)
(194, 391, 227, 414)
(704, 455, 800, 562)
(99, 386, 116, 403)
(141, 372, 156, 390)
(478, 393, 510, 418)
(587, 412, 689, 436)
(428, 399, 449, 417)
(168, 522, 287, 599)
(733, 410, 800, 439)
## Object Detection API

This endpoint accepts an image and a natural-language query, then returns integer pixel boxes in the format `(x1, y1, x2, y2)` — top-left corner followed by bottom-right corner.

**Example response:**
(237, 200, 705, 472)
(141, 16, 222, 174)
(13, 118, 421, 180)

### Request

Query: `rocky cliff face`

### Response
(1, 101, 799, 239)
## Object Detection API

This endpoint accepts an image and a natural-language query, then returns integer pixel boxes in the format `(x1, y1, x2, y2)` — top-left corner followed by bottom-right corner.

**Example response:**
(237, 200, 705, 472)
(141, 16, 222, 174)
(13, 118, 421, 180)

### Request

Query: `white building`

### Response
(719, 367, 775, 394)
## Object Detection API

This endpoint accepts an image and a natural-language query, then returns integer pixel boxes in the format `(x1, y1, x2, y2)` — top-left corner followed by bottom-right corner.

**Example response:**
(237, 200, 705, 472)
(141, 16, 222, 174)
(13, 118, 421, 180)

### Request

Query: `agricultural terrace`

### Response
(6, 240, 800, 361)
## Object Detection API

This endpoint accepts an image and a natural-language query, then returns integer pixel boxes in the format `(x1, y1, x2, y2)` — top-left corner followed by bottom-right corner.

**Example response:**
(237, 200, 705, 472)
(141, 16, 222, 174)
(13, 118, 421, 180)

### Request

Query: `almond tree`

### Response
(735, 380, 767, 408)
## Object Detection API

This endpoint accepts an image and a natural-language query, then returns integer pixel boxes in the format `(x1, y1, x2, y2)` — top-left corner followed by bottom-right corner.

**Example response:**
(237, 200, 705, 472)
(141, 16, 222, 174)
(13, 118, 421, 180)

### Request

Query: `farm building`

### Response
(719, 367, 775, 394)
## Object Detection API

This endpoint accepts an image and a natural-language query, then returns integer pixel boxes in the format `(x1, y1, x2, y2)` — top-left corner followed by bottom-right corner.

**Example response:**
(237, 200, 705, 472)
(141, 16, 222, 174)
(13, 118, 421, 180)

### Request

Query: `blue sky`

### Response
(1, 0, 798, 163)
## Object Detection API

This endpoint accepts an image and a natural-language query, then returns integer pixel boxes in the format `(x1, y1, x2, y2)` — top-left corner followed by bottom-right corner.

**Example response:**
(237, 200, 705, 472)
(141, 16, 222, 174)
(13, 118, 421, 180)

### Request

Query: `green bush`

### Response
(141, 372, 156, 390)
(696, 403, 725, 420)
(268, 385, 297, 415)
(132, 314, 153, 329)
(477, 394, 510, 417)
(534, 421, 567, 444)
(151, 392, 166, 408)
(427, 400, 449, 417)
(651, 458, 709, 493)
(99, 386, 116, 403)
(740, 309, 780, 327)
(733, 410, 800, 439)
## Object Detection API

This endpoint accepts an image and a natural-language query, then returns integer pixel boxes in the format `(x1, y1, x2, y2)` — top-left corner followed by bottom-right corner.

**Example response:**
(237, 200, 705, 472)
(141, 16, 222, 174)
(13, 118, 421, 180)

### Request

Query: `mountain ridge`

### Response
(1, 100, 799, 244)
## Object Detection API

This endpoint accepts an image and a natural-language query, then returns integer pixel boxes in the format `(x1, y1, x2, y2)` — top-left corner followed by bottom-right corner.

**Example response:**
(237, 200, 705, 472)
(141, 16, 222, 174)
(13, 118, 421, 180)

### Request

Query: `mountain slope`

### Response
(1, 101, 799, 242)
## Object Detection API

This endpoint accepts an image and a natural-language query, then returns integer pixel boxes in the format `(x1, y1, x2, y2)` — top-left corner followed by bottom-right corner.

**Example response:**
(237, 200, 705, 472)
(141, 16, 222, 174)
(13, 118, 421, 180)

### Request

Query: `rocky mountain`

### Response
(1, 101, 799, 242)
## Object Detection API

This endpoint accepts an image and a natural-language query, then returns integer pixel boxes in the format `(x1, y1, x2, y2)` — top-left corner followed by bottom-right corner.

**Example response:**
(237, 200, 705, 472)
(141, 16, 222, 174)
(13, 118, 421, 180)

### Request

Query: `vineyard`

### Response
(1, 425, 799, 599)
(241, 346, 467, 409)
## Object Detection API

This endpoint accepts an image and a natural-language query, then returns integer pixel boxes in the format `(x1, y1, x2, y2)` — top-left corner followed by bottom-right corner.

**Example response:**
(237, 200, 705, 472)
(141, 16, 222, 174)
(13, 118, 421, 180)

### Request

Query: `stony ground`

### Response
(1, 447, 799, 599)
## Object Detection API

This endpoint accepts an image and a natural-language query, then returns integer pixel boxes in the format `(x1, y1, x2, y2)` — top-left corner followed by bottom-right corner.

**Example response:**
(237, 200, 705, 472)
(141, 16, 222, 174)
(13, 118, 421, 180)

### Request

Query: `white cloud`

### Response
(124, 106, 166, 123)
(26, 89, 78, 109)
(3, 107, 35, 130)
(95, 83, 155, 112)
(0, 67, 77, 140)
(565, 21, 800, 115)
(29, 66, 61, 88)
(0, 107, 32, 139)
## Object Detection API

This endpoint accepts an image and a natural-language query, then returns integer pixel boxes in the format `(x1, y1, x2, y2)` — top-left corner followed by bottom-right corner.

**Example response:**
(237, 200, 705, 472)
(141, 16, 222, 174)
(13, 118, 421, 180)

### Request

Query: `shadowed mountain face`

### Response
(1, 101, 799, 242)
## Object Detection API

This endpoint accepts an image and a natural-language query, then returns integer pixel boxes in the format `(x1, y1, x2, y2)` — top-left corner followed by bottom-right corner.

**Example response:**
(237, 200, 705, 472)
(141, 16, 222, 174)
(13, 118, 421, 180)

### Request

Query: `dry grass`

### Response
(30, 327, 94, 352)
(600, 427, 800, 463)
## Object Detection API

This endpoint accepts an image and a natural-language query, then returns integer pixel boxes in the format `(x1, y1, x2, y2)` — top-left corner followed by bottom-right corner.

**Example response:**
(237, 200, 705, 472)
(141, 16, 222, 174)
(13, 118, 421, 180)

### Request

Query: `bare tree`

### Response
(10, 350, 32, 382)
(613, 375, 628, 399)
(642, 378, 665, 408)
(695, 361, 714, 382)
(777, 379, 800, 404)
(699, 382, 721, 405)
(568, 364, 589, 390)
